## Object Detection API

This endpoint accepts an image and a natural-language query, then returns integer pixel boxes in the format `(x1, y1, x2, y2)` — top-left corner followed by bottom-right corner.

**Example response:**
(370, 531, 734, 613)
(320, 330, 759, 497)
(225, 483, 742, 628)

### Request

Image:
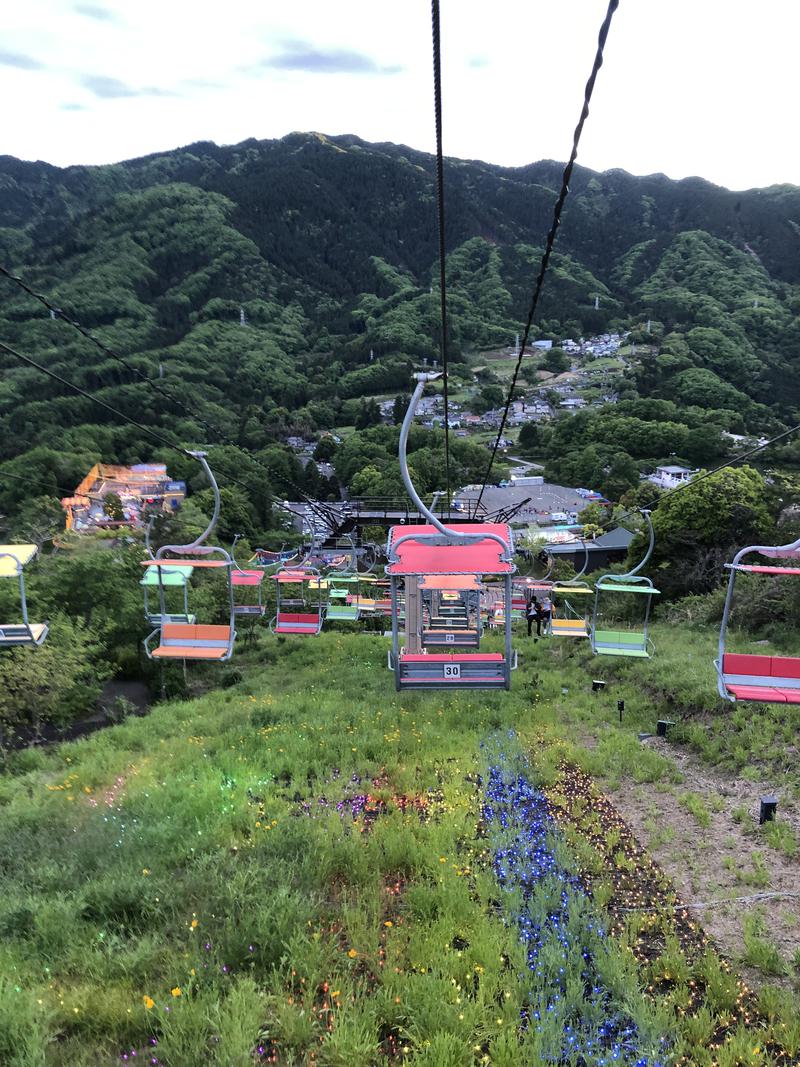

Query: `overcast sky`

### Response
(2, 0, 798, 191)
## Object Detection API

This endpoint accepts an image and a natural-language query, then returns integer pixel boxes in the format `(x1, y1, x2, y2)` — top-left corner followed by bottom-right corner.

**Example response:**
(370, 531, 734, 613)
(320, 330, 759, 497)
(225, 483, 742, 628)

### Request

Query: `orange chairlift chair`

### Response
(142, 451, 236, 662)
(386, 372, 517, 690)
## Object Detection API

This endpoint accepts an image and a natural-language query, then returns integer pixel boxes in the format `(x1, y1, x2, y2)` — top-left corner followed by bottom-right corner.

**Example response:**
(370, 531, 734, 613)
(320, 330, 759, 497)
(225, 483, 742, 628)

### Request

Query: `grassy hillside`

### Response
(1, 626, 798, 1065)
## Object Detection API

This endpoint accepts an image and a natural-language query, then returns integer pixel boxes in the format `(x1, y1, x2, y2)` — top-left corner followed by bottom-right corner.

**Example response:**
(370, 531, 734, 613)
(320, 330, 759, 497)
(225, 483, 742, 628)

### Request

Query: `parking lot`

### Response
(457, 482, 589, 523)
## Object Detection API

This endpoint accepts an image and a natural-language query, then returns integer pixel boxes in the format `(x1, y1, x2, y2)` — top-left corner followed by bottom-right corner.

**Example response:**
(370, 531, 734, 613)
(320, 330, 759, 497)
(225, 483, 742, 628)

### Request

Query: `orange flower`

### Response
(143, 995, 155, 1010)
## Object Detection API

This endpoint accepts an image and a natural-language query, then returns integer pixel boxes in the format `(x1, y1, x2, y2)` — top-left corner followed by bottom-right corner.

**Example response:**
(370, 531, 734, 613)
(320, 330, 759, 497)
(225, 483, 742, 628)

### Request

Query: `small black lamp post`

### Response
(759, 796, 778, 824)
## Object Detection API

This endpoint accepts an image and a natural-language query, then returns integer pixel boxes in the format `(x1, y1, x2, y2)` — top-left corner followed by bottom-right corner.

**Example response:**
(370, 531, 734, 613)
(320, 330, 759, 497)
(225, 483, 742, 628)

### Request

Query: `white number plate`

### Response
(443, 663, 461, 679)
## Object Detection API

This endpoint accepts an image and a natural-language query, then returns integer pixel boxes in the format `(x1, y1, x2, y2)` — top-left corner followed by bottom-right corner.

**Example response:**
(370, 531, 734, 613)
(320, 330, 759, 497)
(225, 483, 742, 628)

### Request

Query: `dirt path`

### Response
(606, 737, 800, 989)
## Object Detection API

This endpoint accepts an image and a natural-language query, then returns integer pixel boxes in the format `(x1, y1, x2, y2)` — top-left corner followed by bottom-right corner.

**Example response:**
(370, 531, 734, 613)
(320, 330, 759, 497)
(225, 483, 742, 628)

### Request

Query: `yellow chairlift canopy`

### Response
(0, 544, 38, 578)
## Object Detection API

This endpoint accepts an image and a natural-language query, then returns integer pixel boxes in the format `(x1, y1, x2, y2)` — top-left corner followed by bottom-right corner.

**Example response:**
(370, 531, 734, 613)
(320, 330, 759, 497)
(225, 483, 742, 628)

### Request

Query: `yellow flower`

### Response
(143, 995, 155, 1010)
(384, 920, 393, 928)
(171, 987, 182, 997)
(142, 868, 150, 876)
(347, 949, 358, 959)
(190, 919, 198, 929)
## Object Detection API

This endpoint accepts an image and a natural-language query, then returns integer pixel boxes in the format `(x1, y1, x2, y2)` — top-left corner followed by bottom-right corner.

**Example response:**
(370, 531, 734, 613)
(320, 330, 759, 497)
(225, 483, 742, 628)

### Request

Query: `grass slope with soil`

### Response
(1, 626, 799, 1066)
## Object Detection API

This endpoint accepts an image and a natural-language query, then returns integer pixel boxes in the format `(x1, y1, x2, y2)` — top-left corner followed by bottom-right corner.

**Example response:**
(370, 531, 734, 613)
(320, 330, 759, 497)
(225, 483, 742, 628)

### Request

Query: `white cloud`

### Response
(0, 0, 797, 190)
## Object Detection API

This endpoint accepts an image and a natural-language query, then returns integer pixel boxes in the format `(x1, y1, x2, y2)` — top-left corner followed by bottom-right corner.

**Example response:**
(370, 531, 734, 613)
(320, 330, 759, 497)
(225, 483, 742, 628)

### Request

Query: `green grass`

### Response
(679, 792, 712, 828)
(742, 914, 789, 977)
(0, 625, 798, 1063)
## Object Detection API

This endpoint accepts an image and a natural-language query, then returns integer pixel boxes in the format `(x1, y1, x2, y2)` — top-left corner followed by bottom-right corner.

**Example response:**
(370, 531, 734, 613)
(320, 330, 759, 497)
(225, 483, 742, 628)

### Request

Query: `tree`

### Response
(355, 399, 381, 430)
(472, 384, 504, 414)
(0, 615, 110, 746)
(8, 495, 65, 547)
(577, 503, 606, 527)
(518, 422, 540, 451)
(103, 492, 125, 522)
(600, 452, 639, 501)
(544, 347, 569, 374)
(392, 394, 410, 425)
(313, 436, 338, 463)
(194, 486, 259, 542)
(643, 465, 772, 596)
(303, 460, 322, 497)
(672, 368, 751, 412)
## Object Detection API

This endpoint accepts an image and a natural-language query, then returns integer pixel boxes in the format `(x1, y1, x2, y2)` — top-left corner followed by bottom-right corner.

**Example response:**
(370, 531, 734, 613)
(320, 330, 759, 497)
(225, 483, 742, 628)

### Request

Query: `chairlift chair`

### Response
(590, 511, 659, 658)
(324, 573, 361, 623)
(420, 574, 482, 649)
(716, 534, 800, 703)
(386, 373, 517, 690)
(142, 452, 236, 662)
(550, 540, 593, 638)
(231, 570, 267, 617)
(269, 566, 324, 635)
(140, 564, 196, 625)
(251, 546, 299, 569)
(0, 545, 48, 647)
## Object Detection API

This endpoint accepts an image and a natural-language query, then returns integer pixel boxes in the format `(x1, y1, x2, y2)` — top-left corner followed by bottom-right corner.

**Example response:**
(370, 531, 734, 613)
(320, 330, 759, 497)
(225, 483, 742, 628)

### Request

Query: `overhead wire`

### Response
(572, 414, 800, 549)
(0, 339, 299, 520)
(0, 264, 333, 524)
(431, 0, 452, 510)
(475, 0, 620, 512)
(0, 465, 76, 501)
(0, 340, 184, 454)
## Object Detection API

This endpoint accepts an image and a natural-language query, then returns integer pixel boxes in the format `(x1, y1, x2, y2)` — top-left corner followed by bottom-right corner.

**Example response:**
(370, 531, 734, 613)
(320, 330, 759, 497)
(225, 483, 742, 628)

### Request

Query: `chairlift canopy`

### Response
(231, 570, 266, 587)
(140, 564, 194, 587)
(0, 544, 38, 577)
(418, 574, 482, 591)
(595, 581, 660, 595)
(387, 523, 514, 576)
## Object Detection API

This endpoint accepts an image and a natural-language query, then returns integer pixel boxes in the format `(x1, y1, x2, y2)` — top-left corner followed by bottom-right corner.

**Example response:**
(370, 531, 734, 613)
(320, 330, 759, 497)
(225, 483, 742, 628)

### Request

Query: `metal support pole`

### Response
(390, 576, 401, 691)
(406, 575, 421, 654)
(504, 573, 512, 690)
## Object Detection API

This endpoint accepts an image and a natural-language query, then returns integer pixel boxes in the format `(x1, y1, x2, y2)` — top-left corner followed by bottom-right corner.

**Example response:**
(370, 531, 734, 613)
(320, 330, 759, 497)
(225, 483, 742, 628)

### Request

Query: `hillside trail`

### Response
(602, 736, 800, 990)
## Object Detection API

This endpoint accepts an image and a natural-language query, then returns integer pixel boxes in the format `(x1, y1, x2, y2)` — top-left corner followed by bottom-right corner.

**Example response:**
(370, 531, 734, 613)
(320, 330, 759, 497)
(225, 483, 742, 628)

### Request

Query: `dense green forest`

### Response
(1, 132, 799, 535)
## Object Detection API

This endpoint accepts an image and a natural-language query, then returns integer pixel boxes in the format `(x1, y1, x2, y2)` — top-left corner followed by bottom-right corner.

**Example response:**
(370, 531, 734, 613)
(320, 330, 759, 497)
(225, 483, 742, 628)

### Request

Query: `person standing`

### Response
(526, 596, 539, 638)
(539, 594, 552, 636)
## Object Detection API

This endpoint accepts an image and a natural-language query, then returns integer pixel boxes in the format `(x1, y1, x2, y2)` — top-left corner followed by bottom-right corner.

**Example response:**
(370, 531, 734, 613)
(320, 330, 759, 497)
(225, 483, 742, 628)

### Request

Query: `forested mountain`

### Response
(1, 131, 799, 529)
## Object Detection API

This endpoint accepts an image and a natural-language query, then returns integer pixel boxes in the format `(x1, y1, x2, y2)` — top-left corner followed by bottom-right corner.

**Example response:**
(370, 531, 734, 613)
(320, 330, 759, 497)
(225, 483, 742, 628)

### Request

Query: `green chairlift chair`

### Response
(591, 512, 659, 658)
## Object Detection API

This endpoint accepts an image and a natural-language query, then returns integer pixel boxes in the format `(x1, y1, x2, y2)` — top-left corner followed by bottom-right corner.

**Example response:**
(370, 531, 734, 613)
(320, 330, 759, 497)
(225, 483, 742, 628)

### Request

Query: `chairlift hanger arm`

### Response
(622, 509, 654, 579)
(156, 451, 221, 559)
(393, 375, 511, 561)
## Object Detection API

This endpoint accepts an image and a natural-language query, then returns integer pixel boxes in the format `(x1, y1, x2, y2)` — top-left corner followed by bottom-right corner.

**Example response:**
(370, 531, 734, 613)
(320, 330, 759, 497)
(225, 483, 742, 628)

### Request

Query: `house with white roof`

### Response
(647, 464, 697, 489)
